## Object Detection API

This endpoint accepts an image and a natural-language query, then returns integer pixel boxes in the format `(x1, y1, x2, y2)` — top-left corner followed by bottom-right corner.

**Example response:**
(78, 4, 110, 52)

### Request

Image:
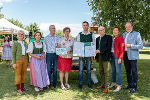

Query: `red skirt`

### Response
(57, 56, 72, 71)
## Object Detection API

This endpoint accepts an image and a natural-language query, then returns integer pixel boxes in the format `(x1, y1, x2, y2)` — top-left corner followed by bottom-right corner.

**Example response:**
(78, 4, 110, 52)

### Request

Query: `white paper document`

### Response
(84, 42, 96, 57)
(73, 42, 96, 57)
(73, 42, 84, 57)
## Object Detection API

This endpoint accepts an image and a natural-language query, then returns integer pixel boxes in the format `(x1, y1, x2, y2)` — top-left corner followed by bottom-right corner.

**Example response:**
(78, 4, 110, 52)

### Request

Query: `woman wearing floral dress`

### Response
(57, 27, 74, 90)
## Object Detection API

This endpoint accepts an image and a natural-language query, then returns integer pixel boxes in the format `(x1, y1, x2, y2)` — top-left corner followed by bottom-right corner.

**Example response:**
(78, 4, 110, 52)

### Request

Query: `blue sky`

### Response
(0, 0, 93, 37)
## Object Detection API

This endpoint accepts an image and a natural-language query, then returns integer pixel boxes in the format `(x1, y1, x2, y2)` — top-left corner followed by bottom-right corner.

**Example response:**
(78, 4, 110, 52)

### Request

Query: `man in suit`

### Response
(123, 22, 143, 94)
(95, 26, 112, 93)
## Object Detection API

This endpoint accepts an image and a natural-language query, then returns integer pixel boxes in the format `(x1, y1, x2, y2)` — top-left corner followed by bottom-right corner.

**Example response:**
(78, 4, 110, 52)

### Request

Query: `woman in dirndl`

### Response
(27, 32, 50, 92)
(1, 36, 12, 67)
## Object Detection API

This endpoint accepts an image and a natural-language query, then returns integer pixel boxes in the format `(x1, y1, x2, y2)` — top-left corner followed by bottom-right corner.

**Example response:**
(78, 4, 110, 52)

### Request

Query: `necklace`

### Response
(35, 41, 41, 45)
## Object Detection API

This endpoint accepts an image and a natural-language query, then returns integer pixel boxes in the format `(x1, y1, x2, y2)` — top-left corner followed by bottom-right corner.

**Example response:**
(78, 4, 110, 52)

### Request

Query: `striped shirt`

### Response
(44, 34, 60, 53)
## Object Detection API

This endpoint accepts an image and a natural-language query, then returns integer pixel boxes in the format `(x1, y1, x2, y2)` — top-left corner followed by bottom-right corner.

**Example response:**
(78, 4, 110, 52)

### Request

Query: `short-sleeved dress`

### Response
(27, 42, 50, 88)
(1, 41, 12, 60)
(57, 37, 74, 71)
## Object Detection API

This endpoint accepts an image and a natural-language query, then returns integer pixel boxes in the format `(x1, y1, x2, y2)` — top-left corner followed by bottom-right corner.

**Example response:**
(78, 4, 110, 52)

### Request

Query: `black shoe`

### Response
(21, 88, 28, 91)
(124, 86, 131, 90)
(129, 88, 136, 94)
(78, 84, 82, 90)
(53, 84, 57, 88)
(88, 84, 92, 88)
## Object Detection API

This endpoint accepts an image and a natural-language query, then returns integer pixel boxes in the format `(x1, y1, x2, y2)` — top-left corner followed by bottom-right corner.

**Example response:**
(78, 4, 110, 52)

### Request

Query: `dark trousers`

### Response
(46, 53, 58, 85)
(123, 52, 138, 89)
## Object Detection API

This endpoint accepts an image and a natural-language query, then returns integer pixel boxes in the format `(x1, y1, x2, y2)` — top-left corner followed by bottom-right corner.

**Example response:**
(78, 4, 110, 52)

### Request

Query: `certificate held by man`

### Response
(73, 42, 96, 57)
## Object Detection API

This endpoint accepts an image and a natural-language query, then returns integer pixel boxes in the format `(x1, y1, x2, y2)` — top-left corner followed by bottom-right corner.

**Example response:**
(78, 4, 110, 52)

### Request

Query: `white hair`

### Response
(17, 30, 25, 40)
(99, 26, 105, 30)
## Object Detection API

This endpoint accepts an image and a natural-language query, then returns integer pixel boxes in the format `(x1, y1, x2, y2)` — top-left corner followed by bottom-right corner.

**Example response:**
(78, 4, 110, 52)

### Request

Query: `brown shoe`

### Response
(17, 89, 23, 94)
(96, 85, 105, 89)
(103, 88, 109, 93)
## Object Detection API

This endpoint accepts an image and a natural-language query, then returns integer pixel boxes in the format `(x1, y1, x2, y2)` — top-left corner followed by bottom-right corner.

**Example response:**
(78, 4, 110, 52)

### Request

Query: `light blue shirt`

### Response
(44, 34, 60, 53)
(123, 30, 143, 60)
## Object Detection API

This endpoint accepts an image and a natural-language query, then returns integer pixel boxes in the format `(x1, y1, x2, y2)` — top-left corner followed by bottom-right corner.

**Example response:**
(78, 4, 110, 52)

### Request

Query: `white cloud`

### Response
(39, 23, 82, 37)
(0, 0, 13, 6)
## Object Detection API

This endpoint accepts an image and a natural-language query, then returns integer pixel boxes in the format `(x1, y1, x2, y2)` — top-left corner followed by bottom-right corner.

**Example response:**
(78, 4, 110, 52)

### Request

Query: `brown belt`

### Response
(47, 53, 56, 54)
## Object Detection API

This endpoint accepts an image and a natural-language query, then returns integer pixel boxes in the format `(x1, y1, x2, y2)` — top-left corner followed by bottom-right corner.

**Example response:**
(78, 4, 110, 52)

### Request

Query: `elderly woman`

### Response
(109, 26, 125, 92)
(12, 30, 29, 94)
(27, 32, 50, 92)
(1, 36, 12, 67)
(57, 27, 74, 90)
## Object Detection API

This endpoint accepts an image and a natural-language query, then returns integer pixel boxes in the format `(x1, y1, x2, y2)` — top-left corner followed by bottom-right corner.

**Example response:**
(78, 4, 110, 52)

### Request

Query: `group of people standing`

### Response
(95, 22, 143, 94)
(1, 21, 143, 94)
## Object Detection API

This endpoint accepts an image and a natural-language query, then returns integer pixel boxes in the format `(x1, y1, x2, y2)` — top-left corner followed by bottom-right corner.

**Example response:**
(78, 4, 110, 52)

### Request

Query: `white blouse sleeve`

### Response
(26, 42, 33, 53)
(10, 41, 13, 46)
(43, 42, 47, 53)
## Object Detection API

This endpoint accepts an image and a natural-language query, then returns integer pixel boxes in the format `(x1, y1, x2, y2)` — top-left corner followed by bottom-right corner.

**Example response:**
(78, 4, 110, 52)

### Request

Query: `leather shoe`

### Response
(103, 88, 109, 93)
(96, 85, 105, 89)
(88, 84, 92, 88)
(123, 86, 131, 90)
(21, 88, 28, 91)
(53, 85, 57, 88)
(78, 84, 82, 90)
(129, 88, 136, 94)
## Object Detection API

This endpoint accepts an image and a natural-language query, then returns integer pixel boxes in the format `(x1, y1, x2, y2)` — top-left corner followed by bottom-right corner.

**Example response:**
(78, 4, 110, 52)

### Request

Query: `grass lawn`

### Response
(0, 48, 150, 100)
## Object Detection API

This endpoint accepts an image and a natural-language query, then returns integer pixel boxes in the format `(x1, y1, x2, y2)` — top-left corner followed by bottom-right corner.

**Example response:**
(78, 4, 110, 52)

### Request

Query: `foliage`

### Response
(87, 0, 150, 40)
(0, 7, 4, 18)
(8, 18, 25, 29)
(56, 30, 64, 37)
(25, 23, 40, 38)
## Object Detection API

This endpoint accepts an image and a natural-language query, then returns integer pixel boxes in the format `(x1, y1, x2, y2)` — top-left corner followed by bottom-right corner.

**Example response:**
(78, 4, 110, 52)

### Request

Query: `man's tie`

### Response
(98, 37, 101, 50)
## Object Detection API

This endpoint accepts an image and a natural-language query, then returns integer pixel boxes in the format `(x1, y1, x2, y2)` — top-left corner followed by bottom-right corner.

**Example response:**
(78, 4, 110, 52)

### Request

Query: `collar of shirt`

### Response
(100, 34, 105, 38)
(82, 31, 91, 35)
(17, 40, 24, 44)
(126, 30, 133, 34)
(49, 34, 56, 37)
(64, 37, 71, 41)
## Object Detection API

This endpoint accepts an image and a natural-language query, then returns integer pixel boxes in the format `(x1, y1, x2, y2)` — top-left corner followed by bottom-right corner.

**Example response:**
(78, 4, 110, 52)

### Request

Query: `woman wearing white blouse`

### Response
(57, 27, 74, 90)
(27, 32, 50, 92)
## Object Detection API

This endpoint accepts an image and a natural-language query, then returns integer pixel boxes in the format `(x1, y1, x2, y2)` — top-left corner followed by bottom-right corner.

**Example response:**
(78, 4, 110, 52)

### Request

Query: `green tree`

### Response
(7, 18, 26, 40)
(25, 23, 40, 38)
(0, 7, 4, 18)
(88, 0, 150, 40)
(8, 18, 25, 29)
(56, 30, 64, 37)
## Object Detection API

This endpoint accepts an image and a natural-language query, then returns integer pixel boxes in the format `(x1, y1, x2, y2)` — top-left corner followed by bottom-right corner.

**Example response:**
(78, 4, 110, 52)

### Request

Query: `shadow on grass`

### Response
(0, 58, 150, 100)
(140, 51, 150, 55)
